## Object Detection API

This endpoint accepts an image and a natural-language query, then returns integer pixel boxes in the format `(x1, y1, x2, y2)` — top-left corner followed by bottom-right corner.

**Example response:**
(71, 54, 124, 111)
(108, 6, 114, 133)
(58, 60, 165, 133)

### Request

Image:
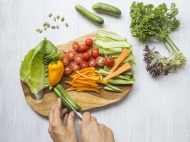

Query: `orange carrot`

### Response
(76, 71, 100, 80)
(109, 48, 131, 74)
(104, 62, 131, 80)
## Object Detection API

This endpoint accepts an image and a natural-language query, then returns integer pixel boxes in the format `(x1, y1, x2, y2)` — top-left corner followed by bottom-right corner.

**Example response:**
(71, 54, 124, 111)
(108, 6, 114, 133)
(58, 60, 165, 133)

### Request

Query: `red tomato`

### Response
(88, 58, 96, 67)
(104, 56, 115, 67)
(61, 56, 69, 66)
(66, 50, 76, 60)
(96, 56, 105, 67)
(64, 65, 72, 75)
(79, 44, 88, 53)
(82, 52, 91, 61)
(91, 49, 99, 58)
(74, 54, 83, 64)
(85, 38, 93, 46)
(72, 42, 79, 51)
(71, 62, 80, 72)
(80, 61, 89, 69)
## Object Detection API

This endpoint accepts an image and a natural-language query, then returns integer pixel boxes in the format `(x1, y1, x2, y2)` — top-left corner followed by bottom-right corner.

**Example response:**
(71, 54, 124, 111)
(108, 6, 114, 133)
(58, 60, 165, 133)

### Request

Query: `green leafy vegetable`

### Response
(130, 2, 186, 77)
(20, 39, 61, 94)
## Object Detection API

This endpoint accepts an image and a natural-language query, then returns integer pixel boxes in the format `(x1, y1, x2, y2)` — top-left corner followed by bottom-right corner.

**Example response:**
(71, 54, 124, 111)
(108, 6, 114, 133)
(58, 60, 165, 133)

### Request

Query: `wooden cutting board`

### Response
(21, 32, 132, 117)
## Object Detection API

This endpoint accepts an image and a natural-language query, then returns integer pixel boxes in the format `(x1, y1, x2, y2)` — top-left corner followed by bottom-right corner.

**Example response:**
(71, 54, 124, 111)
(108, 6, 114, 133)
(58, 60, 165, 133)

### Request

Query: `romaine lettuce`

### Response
(20, 39, 61, 94)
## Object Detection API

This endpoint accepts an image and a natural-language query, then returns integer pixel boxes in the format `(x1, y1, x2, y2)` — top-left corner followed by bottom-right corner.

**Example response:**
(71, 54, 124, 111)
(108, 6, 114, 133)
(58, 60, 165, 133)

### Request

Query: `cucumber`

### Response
(97, 30, 126, 41)
(95, 40, 131, 49)
(105, 84, 122, 92)
(75, 4, 104, 25)
(54, 87, 73, 111)
(108, 78, 135, 85)
(104, 86, 122, 92)
(92, 2, 121, 16)
(55, 84, 81, 111)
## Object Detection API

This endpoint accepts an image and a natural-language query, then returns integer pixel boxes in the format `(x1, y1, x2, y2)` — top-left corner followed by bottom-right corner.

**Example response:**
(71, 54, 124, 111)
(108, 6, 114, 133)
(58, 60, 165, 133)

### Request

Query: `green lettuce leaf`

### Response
(20, 48, 35, 83)
(20, 39, 61, 94)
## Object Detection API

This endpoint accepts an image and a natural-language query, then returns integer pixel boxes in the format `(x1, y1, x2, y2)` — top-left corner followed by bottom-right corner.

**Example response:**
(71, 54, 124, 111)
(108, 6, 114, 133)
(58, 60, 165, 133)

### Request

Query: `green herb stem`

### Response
(165, 37, 176, 53)
(168, 36, 179, 51)
(162, 40, 171, 53)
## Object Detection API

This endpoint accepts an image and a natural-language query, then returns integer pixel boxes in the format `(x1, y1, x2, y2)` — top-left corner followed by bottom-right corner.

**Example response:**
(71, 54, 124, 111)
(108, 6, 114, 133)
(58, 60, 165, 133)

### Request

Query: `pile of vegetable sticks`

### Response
(65, 67, 107, 93)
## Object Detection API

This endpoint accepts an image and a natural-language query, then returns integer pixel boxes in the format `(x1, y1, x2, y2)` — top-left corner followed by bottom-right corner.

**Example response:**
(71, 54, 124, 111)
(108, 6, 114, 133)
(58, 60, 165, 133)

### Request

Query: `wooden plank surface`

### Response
(0, 0, 190, 142)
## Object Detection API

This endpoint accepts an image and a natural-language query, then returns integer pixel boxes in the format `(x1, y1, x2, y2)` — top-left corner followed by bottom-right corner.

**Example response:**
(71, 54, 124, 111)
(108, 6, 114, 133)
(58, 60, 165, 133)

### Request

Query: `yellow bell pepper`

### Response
(48, 61, 64, 86)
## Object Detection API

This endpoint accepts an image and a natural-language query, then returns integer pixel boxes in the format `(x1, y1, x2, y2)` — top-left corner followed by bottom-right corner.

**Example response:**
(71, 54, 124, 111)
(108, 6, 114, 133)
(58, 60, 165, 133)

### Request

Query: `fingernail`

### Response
(57, 98, 60, 103)
(71, 111, 75, 116)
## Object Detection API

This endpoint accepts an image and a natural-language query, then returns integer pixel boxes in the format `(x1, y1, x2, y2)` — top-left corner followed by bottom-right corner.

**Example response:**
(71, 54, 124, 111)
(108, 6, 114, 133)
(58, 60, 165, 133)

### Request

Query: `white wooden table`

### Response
(1, 0, 190, 142)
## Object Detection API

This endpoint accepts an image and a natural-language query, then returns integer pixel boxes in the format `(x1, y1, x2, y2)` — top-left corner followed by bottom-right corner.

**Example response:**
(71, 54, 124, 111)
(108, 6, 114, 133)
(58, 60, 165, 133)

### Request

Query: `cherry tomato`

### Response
(64, 65, 72, 75)
(96, 56, 105, 67)
(71, 62, 80, 72)
(91, 49, 99, 58)
(79, 44, 88, 53)
(88, 58, 96, 67)
(66, 50, 76, 60)
(104, 56, 115, 67)
(74, 54, 83, 64)
(72, 42, 79, 51)
(82, 52, 91, 61)
(85, 38, 93, 46)
(61, 56, 69, 66)
(80, 61, 89, 69)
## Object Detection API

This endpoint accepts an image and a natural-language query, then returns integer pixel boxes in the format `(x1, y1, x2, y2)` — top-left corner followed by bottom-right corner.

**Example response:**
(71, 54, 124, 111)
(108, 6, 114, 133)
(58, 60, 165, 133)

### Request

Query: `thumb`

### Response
(67, 111, 75, 129)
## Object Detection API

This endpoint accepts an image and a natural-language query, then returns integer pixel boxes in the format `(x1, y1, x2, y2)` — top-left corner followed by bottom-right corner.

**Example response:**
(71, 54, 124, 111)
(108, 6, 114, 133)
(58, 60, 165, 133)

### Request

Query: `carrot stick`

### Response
(109, 48, 131, 74)
(76, 71, 100, 80)
(104, 62, 131, 80)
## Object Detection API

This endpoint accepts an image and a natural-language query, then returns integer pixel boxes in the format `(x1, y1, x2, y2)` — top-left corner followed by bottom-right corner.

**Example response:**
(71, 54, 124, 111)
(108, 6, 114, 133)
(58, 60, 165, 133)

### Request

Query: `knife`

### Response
(61, 95, 83, 120)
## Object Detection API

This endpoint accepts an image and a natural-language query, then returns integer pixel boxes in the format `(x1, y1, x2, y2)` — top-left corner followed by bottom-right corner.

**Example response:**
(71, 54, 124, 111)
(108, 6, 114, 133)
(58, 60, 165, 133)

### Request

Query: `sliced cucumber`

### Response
(105, 84, 122, 92)
(95, 40, 131, 49)
(96, 30, 126, 41)
(108, 78, 135, 85)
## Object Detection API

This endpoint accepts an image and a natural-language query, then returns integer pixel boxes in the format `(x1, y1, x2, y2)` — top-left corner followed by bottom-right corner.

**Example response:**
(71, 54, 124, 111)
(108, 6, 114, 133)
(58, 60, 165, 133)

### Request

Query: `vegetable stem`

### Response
(167, 36, 179, 51)
(165, 37, 176, 53)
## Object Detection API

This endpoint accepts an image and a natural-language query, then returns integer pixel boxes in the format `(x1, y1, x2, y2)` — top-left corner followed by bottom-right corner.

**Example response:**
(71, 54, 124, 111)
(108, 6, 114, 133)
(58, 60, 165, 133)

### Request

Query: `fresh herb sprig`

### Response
(130, 2, 186, 77)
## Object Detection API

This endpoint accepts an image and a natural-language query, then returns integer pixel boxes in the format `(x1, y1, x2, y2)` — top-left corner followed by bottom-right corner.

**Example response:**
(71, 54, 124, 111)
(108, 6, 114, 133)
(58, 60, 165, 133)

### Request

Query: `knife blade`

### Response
(61, 96, 82, 120)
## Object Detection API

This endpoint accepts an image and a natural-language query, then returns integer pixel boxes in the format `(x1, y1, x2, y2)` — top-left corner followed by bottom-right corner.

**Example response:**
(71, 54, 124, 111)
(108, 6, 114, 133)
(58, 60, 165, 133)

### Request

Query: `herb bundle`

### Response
(130, 2, 186, 77)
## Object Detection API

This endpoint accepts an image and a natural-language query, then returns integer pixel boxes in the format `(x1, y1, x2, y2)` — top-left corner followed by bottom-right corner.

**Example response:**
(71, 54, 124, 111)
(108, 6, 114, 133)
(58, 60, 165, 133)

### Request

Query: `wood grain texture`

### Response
(20, 32, 132, 117)
(1, 0, 190, 142)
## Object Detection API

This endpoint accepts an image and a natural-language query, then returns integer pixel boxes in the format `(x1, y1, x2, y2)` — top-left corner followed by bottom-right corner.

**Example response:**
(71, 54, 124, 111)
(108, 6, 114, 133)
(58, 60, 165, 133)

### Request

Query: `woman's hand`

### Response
(78, 112, 115, 142)
(48, 98, 78, 142)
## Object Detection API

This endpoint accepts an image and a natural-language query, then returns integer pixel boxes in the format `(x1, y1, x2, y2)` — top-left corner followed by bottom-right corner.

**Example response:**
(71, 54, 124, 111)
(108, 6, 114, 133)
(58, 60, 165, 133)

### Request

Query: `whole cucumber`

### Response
(55, 84, 81, 111)
(92, 2, 121, 16)
(54, 87, 73, 111)
(75, 4, 104, 25)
